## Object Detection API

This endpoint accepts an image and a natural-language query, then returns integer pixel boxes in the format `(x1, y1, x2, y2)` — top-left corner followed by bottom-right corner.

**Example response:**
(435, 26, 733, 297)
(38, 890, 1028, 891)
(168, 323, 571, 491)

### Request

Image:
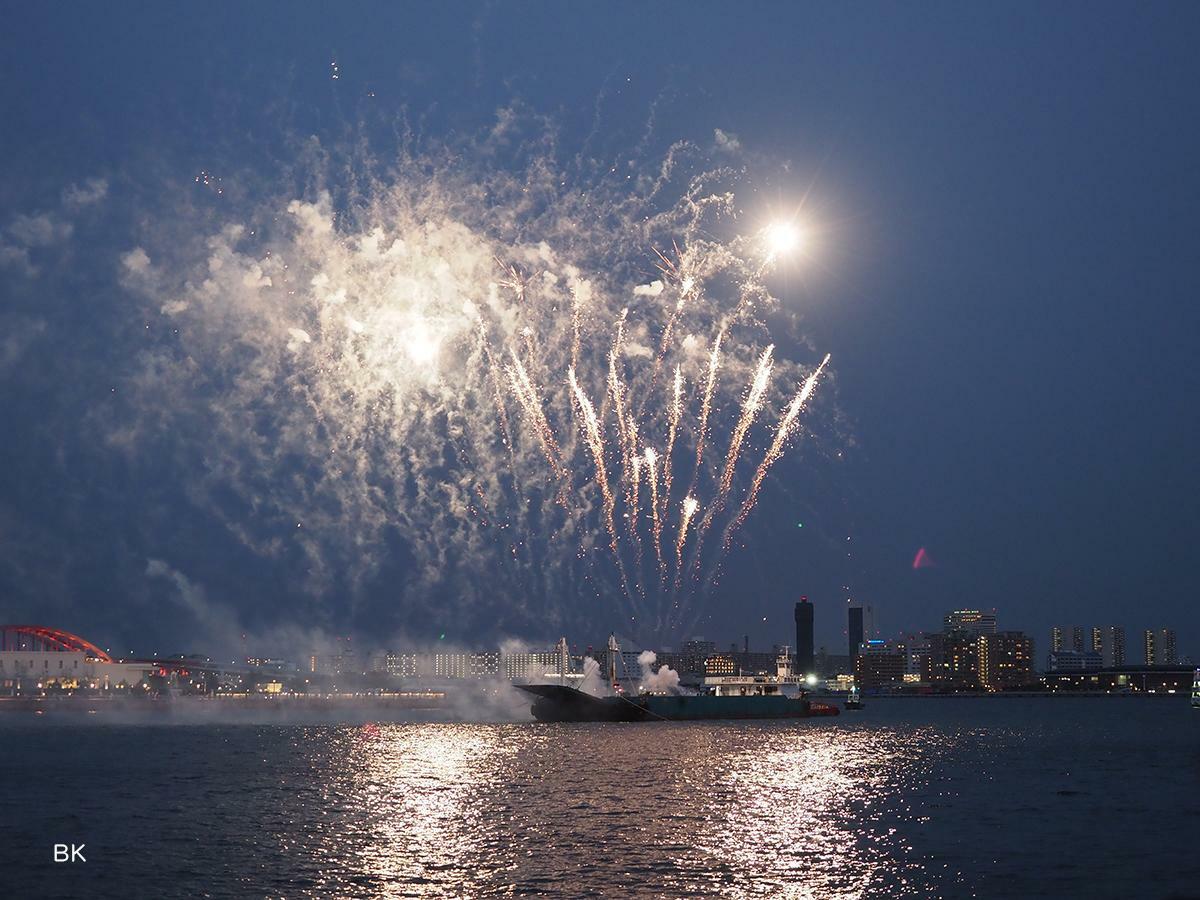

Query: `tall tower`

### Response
(848, 606, 864, 663)
(794, 597, 814, 675)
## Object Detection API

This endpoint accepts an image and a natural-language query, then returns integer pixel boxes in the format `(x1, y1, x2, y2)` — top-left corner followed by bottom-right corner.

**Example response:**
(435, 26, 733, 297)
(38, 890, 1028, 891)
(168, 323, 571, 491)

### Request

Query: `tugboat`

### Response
(517, 636, 840, 722)
(844, 683, 865, 710)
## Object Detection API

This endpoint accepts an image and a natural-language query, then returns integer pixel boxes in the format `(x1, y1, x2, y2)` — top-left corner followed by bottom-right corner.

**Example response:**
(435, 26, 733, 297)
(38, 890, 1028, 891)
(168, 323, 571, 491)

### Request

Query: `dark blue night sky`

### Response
(1, 3, 1197, 658)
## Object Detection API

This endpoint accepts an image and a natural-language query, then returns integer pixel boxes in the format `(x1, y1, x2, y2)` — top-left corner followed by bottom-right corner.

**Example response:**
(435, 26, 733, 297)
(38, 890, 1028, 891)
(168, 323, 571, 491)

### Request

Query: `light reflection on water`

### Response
(324, 721, 960, 898)
(4, 699, 1195, 898)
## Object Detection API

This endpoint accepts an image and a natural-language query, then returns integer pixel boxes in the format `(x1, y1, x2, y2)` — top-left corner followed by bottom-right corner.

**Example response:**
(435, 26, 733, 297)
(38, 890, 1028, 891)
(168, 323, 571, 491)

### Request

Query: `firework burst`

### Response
(116, 114, 836, 642)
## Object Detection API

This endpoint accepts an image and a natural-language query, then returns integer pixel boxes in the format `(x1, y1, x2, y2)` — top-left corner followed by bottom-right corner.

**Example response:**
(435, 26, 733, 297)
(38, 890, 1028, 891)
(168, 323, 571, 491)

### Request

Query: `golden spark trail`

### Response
(687, 343, 775, 585)
(506, 350, 566, 483)
(644, 447, 665, 577)
(646, 291, 689, 402)
(607, 309, 631, 464)
(718, 344, 774, 496)
(570, 287, 582, 371)
(628, 449, 646, 598)
(569, 366, 635, 607)
(719, 353, 831, 556)
(479, 325, 521, 495)
(686, 327, 724, 499)
(673, 495, 699, 594)
(661, 365, 683, 520)
(630, 452, 643, 540)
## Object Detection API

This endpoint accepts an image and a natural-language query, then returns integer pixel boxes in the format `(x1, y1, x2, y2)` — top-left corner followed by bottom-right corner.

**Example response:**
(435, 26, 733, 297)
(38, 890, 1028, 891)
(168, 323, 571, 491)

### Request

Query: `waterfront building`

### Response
(1144, 629, 1178, 666)
(1047, 649, 1103, 673)
(1095, 626, 1126, 668)
(794, 597, 814, 675)
(309, 652, 359, 676)
(655, 641, 717, 675)
(1041, 665, 1193, 694)
(814, 647, 852, 678)
(1051, 626, 1065, 654)
(854, 640, 907, 689)
(978, 632, 1034, 689)
(703, 655, 737, 676)
(0, 625, 157, 695)
(943, 610, 997, 635)
(897, 632, 933, 681)
(848, 606, 864, 663)
(929, 631, 980, 688)
(1051, 625, 1085, 654)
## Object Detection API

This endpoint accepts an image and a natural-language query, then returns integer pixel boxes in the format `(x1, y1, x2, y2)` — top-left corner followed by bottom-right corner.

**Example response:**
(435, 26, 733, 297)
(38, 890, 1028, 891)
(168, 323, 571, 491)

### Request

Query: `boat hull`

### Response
(518, 685, 839, 722)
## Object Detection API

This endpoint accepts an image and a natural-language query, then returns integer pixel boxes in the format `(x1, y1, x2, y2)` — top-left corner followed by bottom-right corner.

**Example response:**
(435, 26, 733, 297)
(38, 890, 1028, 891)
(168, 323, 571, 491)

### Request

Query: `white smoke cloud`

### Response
(62, 177, 109, 209)
(714, 128, 741, 154)
(637, 649, 681, 694)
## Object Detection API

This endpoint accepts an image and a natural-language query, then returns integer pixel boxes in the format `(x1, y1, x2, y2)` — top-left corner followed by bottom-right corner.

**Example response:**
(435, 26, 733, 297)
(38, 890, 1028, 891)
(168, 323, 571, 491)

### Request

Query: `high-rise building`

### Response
(1051, 625, 1087, 655)
(848, 606, 864, 663)
(794, 597, 814, 675)
(898, 632, 932, 681)
(929, 631, 981, 688)
(1144, 629, 1177, 666)
(1096, 626, 1125, 668)
(944, 610, 997, 635)
(854, 640, 907, 689)
(1051, 626, 1066, 654)
(978, 632, 1034, 688)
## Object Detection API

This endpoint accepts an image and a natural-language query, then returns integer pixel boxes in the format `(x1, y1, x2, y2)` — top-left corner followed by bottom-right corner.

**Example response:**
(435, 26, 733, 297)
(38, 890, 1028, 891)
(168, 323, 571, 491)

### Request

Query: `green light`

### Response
(796, 522, 804, 528)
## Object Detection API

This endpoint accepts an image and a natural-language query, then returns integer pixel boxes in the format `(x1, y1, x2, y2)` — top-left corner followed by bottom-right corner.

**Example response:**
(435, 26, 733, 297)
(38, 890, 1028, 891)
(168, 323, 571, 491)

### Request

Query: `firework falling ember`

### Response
(479, 325, 522, 496)
(660, 365, 684, 522)
(643, 447, 665, 577)
(719, 353, 832, 558)
(674, 496, 700, 593)
(719, 344, 775, 497)
(629, 453, 643, 541)
(506, 350, 567, 484)
(645, 244, 694, 399)
(607, 310, 632, 468)
(569, 366, 635, 609)
(683, 343, 775, 584)
(687, 327, 724, 501)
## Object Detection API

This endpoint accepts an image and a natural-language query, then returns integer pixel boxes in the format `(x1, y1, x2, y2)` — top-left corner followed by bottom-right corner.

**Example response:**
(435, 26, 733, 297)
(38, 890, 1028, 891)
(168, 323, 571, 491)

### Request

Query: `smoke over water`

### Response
(108, 110, 835, 645)
(637, 650, 681, 694)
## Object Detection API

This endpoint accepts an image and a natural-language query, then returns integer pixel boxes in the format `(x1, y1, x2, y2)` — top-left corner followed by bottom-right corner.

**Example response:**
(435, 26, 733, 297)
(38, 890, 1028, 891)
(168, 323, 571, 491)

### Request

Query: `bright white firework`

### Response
(115, 114, 836, 642)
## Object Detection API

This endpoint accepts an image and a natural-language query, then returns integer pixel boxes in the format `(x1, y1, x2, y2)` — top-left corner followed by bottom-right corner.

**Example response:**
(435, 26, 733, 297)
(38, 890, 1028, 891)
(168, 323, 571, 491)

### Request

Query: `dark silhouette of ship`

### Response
(516, 636, 839, 722)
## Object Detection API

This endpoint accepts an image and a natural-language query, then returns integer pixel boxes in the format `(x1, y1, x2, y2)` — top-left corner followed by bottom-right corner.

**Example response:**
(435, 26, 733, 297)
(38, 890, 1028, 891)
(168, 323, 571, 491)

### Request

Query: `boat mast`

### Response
(607, 633, 620, 692)
(556, 636, 569, 686)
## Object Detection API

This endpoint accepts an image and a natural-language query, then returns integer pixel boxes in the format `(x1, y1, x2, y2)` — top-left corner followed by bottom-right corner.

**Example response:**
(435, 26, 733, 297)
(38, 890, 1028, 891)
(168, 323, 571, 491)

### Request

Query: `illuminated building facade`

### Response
(854, 640, 906, 689)
(1143, 629, 1177, 666)
(1095, 626, 1126, 668)
(1048, 650, 1102, 672)
(929, 631, 980, 687)
(943, 610, 997, 635)
(978, 632, 1034, 688)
